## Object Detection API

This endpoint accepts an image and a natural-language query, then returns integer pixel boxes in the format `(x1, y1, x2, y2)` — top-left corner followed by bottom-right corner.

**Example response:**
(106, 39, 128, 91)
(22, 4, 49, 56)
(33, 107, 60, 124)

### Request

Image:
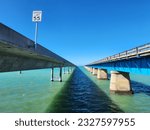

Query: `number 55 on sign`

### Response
(32, 11, 42, 22)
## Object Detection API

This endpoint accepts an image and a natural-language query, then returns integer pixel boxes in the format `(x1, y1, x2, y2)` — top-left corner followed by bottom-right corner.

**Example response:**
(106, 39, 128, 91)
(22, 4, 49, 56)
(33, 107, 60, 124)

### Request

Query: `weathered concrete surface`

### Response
(89, 67, 93, 73)
(0, 23, 75, 72)
(92, 68, 97, 75)
(97, 69, 108, 80)
(110, 71, 133, 94)
(84, 66, 92, 73)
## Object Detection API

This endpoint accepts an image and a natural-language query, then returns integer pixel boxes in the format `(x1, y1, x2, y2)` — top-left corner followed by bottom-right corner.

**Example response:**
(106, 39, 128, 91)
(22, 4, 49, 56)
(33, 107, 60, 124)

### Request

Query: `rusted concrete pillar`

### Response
(110, 71, 133, 94)
(97, 69, 108, 80)
(92, 68, 98, 75)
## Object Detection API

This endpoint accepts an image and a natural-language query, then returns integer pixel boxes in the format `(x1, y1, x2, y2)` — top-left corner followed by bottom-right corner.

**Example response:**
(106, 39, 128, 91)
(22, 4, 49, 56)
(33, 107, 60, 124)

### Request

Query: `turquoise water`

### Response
(84, 67, 150, 112)
(0, 68, 73, 112)
(47, 67, 150, 113)
(0, 67, 150, 112)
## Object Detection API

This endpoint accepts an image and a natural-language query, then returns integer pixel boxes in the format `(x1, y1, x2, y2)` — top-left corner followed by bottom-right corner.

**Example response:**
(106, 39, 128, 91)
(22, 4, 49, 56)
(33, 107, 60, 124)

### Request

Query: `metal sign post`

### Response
(34, 22, 38, 49)
(32, 10, 42, 49)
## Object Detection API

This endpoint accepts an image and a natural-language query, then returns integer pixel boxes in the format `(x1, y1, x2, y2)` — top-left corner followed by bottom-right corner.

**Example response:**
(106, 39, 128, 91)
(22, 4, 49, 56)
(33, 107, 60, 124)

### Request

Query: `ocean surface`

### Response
(0, 67, 150, 113)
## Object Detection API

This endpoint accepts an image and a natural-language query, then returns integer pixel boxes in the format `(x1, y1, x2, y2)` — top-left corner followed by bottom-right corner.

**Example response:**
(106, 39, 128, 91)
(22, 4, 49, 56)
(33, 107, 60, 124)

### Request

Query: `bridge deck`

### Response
(0, 23, 74, 72)
(86, 42, 150, 75)
(88, 43, 150, 65)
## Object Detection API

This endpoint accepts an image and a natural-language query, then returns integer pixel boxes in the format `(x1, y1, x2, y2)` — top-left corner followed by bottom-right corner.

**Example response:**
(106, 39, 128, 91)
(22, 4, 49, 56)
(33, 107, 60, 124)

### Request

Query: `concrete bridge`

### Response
(0, 23, 75, 82)
(85, 43, 150, 94)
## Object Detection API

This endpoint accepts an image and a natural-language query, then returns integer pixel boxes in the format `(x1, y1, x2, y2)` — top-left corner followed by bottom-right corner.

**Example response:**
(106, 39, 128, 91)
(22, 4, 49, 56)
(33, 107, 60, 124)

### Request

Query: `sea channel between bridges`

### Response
(0, 23, 150, 112)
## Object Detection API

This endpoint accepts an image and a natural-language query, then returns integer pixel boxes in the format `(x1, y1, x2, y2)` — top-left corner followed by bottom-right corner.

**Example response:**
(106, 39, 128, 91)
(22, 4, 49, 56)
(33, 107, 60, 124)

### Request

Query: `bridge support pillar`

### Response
(51, 67, 54, 82)
(67, 67, 70, 74)
(110, 71, 133, 94)
(59, 67, 62, 82)
(88, 67, 93, 73)
(64, 67, 66, 74)
(92, 68, 98, 75)
(84, 66, 90, 71)
(90, 67, 93, 73)
(97, 69, 108, 80)
(87, 67, 93, 73)
(70, 67, 72, 72)
(88, 67, 92, 73)
(87, 67, 90, 72)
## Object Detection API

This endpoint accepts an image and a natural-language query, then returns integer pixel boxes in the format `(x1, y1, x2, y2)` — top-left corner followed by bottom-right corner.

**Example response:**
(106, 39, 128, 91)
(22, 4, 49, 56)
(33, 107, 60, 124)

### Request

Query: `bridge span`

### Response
(85, 43, 150, 94)
(0, 23, 75, 82)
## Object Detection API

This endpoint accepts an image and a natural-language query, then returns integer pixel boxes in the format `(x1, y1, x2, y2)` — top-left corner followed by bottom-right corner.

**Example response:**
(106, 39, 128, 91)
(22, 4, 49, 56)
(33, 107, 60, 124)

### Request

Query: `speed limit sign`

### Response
(32, 11, 42, 22)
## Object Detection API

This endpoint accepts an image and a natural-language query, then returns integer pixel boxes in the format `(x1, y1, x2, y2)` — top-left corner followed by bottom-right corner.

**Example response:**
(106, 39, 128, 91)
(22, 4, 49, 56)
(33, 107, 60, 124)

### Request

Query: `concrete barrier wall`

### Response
(0, 23, 35, 49)
(0, 23, 74, 67)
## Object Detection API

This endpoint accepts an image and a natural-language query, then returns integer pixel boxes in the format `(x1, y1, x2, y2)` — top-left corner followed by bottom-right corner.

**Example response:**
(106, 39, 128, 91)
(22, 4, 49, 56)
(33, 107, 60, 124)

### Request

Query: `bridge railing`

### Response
(89, 43, 150, 65)
(138, 43, 150, 53)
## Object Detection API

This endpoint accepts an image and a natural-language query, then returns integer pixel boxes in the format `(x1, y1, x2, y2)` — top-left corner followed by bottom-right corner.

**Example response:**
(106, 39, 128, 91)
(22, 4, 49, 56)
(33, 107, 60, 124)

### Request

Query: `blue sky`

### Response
(0, 0, 150, 65)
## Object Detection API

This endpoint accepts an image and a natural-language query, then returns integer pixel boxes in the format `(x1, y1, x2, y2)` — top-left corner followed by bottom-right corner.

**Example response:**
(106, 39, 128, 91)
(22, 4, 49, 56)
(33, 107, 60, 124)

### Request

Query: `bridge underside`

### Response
(0, 41, 72, 72)
(0, 23, 75, 72)
(0, 53, 53, 72)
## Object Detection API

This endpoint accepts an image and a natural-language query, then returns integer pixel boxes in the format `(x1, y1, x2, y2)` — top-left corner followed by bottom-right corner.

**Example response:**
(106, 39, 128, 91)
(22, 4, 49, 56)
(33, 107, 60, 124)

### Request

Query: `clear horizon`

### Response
(1, 0, 150, 65)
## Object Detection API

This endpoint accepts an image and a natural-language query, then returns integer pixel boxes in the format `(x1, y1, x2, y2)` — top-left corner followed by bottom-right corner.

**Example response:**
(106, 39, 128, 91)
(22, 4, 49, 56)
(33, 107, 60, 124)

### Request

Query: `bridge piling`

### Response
(69, 67, 72, 73)
(110, 71, 133, 94)
(59, 67, 62, 82)
(87, 67, 92, 73)
(51, 67, 54, 82)
(84, 66, 90, 72)
(71, 67, 73, 72)
(92, 68, 98, 75)
(89, 67, 92, 73)
(67, 67, 70, 74)
(97, 69, 108, 80)
(64, 67, 65, 74)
